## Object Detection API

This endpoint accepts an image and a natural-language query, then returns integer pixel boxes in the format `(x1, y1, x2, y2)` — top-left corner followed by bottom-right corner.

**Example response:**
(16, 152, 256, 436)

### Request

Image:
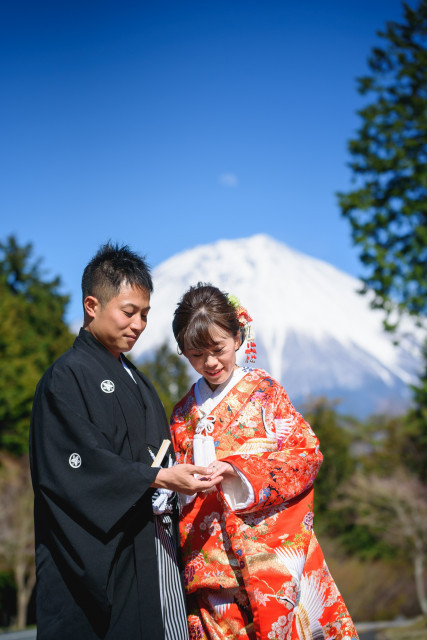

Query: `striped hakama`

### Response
(154, 514, 189, 640)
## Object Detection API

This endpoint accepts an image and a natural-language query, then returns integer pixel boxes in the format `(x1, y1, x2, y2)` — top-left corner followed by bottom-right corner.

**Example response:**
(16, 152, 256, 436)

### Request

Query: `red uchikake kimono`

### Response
(170, 368, 358, 640)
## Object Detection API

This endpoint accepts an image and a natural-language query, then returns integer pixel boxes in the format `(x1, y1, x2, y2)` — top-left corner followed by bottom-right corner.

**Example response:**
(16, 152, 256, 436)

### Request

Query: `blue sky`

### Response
(1, 0, 416, 323)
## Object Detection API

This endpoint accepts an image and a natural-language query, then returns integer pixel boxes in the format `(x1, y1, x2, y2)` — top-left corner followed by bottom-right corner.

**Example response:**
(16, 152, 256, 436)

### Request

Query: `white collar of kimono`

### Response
(195, 366, 250, 419)
(120, 355, 137, 383)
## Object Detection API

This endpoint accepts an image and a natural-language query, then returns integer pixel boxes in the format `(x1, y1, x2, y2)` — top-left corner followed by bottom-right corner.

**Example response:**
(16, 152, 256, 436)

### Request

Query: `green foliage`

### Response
(304, 398, 407, 560)
(358, 359, 427, 485)
(300, 399, 378, 555)
(337, 1, 427, 328)
(139, 342, 191, 420)
(404, 341, 427, 481)
(303, 398, 356, 517)
(331, 408, 427, 564)
(360, 412, 408, 474)
(0, 236, 74, 454)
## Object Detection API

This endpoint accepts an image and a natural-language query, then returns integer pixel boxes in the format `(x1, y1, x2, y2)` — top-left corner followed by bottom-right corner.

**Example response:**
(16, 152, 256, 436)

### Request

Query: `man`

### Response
(30, 243, 220, 639)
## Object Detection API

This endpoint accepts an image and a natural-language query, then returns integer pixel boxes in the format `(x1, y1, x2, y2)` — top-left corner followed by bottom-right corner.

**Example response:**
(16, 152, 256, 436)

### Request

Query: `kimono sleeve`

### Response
(31, 362, 159, 537)
(220, 383, 323, 513)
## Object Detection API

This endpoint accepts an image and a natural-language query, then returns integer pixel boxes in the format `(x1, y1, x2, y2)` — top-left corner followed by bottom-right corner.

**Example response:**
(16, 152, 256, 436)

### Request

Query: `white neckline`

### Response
(120, 355, 137, 383)
(194, 366, 251, 418)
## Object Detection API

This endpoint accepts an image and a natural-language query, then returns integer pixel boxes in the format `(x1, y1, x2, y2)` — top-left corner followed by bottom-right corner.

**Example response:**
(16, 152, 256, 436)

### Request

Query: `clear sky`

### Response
(1, 0, 416, 324)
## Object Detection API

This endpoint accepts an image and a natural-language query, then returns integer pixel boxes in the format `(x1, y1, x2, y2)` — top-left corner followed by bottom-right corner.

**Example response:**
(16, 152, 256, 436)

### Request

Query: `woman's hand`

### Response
(206, 461, 238, 482)
(151, 464, 223, 495)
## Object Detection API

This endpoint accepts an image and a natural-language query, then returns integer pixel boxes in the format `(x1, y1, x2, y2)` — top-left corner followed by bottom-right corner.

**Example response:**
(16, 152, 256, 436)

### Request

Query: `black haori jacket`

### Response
(30, 329, 175, 639)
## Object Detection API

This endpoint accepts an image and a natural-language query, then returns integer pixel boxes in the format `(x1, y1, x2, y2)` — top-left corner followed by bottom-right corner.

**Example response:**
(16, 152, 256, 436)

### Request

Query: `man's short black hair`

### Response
(82, 242, 153, 307)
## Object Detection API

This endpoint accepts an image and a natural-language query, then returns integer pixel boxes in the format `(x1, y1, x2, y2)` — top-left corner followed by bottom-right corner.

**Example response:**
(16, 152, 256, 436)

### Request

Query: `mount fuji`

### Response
(133, 235, 421, 417)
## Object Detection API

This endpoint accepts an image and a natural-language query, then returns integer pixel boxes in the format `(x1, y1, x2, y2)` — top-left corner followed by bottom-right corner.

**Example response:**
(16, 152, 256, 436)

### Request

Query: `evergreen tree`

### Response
(301, 397, 360, 551)
(302, 399, 396, 559)
(0, 236, 74, 453)
(139, 342, 191, 420)
(303, 398, 356, 518)
(337, 0, 427, 329)
(404, 343, 427, 481)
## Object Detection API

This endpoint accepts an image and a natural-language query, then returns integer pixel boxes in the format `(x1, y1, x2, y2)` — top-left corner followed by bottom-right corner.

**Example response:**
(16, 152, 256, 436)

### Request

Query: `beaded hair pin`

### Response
(227, 294, 257, 364)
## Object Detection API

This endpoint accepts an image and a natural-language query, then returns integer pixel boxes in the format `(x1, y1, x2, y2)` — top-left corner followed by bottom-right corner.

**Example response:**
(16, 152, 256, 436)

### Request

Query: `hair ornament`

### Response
(227, 293, 257, 364)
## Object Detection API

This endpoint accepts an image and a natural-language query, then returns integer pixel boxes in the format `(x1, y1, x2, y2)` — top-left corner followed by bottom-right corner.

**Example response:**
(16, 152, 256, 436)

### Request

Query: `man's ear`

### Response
(83, 295, 100, 319)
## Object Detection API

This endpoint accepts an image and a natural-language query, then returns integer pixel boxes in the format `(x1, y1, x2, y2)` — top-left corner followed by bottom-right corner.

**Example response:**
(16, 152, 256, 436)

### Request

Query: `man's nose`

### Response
(131, 316, 145, 332)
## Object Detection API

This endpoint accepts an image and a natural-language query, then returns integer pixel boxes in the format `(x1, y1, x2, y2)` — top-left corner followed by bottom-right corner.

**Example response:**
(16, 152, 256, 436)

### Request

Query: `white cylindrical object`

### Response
(193, 434, 216, 467)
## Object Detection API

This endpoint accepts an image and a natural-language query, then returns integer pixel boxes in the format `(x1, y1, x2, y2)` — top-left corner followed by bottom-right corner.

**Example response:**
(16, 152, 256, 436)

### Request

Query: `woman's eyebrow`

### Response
(189, 343, 223, 351)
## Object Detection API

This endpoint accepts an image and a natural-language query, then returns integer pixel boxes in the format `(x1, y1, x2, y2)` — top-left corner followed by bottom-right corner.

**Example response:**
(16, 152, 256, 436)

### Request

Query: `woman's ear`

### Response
(234, 331, 243, 351)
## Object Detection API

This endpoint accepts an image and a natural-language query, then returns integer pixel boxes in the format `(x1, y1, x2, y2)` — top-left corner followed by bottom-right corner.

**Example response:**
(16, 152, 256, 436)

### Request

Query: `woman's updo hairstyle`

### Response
(173, 283, 241, 353)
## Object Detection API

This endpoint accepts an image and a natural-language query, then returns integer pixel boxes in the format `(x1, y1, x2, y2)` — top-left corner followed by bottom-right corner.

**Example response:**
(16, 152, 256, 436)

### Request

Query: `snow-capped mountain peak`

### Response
(133, 235, 420, 416)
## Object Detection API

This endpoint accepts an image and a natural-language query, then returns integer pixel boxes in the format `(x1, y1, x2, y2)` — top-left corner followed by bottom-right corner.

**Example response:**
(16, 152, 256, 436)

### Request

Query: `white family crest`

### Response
(101, 379, 115, 393)
(69, 453, 82, 469)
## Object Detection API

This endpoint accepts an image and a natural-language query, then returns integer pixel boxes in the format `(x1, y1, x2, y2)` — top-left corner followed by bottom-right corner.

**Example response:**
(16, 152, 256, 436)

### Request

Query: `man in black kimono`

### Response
(30, 243, 220, 639)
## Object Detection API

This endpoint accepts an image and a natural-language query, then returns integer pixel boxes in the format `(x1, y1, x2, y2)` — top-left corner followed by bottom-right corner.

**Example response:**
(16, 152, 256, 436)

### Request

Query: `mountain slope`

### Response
(134, 235, 420, 416)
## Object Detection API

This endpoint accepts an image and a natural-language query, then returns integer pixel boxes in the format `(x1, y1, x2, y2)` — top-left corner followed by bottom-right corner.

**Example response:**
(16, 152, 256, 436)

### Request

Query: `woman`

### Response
(170, 283, 358, 640)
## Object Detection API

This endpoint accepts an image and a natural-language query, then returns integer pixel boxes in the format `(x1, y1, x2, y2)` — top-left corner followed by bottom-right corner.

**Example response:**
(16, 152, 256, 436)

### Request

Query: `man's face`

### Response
(84, 283, 151, 359)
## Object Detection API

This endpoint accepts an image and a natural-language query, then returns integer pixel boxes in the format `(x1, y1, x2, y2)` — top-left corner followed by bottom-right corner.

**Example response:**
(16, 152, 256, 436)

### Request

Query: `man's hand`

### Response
(206, 461, 238, 482)
(151, 464, 223, 495)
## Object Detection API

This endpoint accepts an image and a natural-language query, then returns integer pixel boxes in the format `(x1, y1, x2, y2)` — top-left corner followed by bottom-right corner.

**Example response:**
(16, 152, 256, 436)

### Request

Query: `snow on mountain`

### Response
(133, 234, 421, 417)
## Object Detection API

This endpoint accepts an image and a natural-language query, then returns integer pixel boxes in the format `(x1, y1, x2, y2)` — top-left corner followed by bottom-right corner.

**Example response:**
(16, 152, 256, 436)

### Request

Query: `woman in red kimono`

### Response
(170, 283, 358, 640)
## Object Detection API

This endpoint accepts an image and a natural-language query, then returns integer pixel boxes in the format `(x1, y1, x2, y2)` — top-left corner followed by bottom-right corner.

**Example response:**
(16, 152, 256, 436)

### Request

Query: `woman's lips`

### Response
(205, 369, 222, 377)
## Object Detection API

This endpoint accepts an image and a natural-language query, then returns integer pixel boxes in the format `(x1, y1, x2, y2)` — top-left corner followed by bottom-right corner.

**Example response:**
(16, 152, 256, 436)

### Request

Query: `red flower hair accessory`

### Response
(227, 294, 257, 364)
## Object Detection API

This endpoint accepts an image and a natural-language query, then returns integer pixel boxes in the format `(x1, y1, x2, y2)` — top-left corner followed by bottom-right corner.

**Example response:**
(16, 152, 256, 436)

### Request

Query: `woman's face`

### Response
(184, 325, 241, 390)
